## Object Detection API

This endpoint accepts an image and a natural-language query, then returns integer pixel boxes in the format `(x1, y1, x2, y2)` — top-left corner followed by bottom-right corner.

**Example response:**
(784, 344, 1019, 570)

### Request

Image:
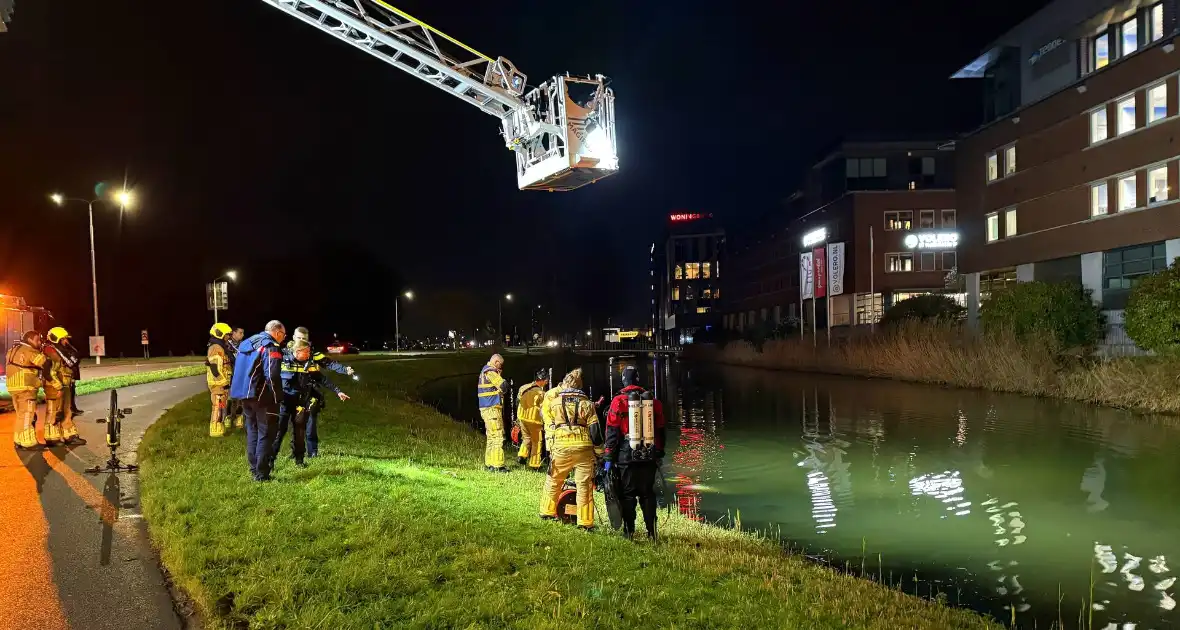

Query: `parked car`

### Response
(325, 340, 359, 354)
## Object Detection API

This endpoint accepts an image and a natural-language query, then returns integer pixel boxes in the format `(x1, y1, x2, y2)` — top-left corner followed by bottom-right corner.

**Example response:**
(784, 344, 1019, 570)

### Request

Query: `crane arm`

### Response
(259, 0, 525, 118)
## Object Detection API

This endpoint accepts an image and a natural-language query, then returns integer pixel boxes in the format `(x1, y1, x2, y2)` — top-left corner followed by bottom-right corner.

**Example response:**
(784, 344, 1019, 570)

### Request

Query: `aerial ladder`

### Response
(259, 0, 619, 192)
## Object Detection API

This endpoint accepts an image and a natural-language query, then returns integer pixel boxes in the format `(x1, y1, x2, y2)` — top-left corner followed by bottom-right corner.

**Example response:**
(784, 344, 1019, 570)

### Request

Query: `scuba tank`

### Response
(641, 391, 655, 448)
(627, 391, 642, 451)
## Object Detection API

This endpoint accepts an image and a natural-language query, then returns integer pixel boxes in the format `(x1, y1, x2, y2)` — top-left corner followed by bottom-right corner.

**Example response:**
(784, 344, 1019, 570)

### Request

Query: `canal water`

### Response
(420, 356, 1180, 628)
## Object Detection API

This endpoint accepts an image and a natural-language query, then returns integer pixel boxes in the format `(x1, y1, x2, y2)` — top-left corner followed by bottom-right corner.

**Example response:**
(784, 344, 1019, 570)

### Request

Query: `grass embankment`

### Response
(139, 355, 996, 629)
(697, 324, 1180, 413)
(0, 365, 204, 403)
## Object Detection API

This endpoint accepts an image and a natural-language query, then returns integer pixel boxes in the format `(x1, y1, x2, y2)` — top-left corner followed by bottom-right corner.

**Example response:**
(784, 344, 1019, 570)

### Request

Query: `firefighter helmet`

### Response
(210, 323, 232, 340)
(47, 326, 69, 344)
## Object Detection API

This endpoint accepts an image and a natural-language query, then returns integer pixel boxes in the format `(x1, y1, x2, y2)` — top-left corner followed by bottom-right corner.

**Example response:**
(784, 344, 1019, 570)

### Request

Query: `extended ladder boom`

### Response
(260, 0, 619, 192)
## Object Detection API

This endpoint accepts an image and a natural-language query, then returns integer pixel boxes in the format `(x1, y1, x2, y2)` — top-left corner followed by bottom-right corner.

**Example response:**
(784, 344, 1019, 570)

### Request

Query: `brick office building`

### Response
(656, 212, 724, 345)
(723, 139, 959, 333)
(953, 0, 1180, 331)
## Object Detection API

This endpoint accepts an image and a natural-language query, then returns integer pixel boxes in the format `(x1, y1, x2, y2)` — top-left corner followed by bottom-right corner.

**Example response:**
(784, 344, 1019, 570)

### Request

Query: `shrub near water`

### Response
(1125, 261, 1180, 355)
(138, 356, 996, 630)
(880, 294, 964, 327)
(980, 281, 1105, 351)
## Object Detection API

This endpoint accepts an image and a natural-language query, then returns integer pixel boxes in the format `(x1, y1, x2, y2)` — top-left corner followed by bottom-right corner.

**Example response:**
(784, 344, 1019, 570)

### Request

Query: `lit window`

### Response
(987, 153, 998, 181)
(685, 286, 696, 300)
(1149, 83, 1167, 123)
(1122, 18, 1139, 55)
(886, 253, 914, 272)
(1092, 182, 1109, 216)
(942, 251, 957, 270)
(1118, 97, 1136, 135)
(986, 213, 999, 242)
(884, 210, 913, 231)
(673, 265, 683, 279)
(671, 286, 680, 300)
(1094, 32, 1110, 69)
(1149, 166, 1168, 203)
(1119, 174, 1138, 211)
(685, 263, 701, 279)
(920, 252, 936, 271)
(1004, 145, 1016, 175)
(941, 209, 956, 228)
(1090, 108, 1108, 143)
(696, 307, 710, 314)
(701, 262, 712, 278)
(919, 210, 935, 229)
(1005, 208, 1018, 237)
(1150, 4, 1164, 42)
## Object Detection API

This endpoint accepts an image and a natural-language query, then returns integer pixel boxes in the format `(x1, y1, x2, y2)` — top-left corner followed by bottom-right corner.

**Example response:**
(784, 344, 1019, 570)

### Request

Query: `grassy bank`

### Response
(695, 325, 1180, 413)
(1, 365, 204, 403)
(138, 355, 996, 629)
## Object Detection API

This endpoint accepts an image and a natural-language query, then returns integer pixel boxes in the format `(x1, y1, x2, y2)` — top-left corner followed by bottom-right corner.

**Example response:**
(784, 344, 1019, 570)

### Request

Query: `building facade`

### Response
(954, 0, 1180, 330)
(723, 140, 959, 334)
(657, 212, 724, 344)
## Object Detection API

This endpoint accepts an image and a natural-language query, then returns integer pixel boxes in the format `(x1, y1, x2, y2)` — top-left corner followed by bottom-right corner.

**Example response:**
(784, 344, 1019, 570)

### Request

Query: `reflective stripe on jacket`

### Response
(5, 342, 46, 393)
(544, 388, 602, 451)
(477, 364, 504, 409)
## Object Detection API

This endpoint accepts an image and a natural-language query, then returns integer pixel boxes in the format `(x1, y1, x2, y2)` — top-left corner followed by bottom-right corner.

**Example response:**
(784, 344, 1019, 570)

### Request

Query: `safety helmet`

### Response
(620, 365, 640, 388)
(210, 322, 232, 340)
(47, 326, 69, 344)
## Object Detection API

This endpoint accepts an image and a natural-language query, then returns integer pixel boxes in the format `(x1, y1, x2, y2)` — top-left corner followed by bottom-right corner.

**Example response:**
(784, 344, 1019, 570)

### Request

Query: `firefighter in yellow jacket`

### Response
(42, 327, 84, 446)
(6, 330, 47, 450)
(476, 354, 508, 471)
(539, 368, 605, 529)
(515, 369, 549, 470)
(206, 323, 234, 437)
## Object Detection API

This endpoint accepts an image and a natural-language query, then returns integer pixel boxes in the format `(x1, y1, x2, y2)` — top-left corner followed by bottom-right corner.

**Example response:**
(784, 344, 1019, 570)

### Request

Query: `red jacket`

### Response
(604, 385, 666, 464)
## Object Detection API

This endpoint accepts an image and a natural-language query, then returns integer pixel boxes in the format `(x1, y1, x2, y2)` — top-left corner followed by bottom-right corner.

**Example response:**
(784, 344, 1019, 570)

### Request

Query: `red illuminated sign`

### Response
(669, 212, 712, 222)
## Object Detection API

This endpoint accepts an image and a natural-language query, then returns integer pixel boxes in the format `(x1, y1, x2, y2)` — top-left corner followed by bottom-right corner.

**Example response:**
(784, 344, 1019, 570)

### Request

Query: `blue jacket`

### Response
(229, 331, 284, 404)
(281, 347, 344, 398)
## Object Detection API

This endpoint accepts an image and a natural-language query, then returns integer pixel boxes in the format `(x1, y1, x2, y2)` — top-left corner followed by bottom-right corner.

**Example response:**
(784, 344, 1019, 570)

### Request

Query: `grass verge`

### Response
(694, 324, 1180, 414)
(139, 355, 997, 629)
(1, 365, 204, 404)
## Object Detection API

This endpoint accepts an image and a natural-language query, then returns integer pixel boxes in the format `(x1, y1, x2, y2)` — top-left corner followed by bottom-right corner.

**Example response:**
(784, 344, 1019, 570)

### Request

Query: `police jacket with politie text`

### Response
(283, 340, 350, 376)
(229, 331, 284, 405)
(280, 347, 343, 399)
(604, 385, 666, 465)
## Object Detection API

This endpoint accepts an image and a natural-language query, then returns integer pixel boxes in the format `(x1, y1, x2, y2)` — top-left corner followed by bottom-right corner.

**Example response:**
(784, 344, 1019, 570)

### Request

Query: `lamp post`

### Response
(498, 293, 512, 345)
(211, 270, 237, 324)
(50, 188, 134, 365)
(395, 290, 413, 354)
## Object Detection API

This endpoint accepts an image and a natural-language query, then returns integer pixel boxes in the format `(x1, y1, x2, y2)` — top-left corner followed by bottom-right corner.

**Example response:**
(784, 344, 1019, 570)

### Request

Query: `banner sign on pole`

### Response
(141, 330, 150, 345)
(813, 247, 827, 298)
(89, 335, 106, 357)
(827, 242, 845, 296)
(800, 252, 814, 299)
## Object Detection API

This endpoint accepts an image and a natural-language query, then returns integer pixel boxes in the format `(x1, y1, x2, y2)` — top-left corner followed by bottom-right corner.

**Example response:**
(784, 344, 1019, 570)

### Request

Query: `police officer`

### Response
(287, 327, 355, 378)
(476, 353, 509, 472)
(42, 327, 84, 446)
(604, 365, 666, 540)
(539, 368, 605, 530)
(6, 331, 46, 450)
(272, 339, 349, 467)
(229, 320, 287, 482)
(206, 323, 234, 437)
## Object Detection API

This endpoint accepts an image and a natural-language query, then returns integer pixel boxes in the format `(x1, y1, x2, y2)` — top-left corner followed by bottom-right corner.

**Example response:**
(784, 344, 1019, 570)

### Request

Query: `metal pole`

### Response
(498, 299, 503, 346)
(826, 242, 832, 347)
(88, 201, 102, 365)
(395, 297, 400, 354)
(799, 254, 804, 342)
(213, 302, 218, 326)
(870, 226, 875, 332)
(811, 296, 816, 348)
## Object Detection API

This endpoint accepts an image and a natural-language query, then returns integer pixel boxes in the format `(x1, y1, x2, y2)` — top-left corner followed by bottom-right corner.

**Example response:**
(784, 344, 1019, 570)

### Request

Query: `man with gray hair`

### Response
(230, 320, 288, 481)
(476, 353, 509, 471)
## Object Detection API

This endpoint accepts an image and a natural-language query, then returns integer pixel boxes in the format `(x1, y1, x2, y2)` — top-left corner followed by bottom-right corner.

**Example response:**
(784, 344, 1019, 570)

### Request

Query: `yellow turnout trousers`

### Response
(540, 445, 596, 527)
(11, 391, 38, 449)
(43, 388, 79, 445)
(517, 420, 543, 469)
(480, 407, 505, 468)
(209, 388, 228, 437)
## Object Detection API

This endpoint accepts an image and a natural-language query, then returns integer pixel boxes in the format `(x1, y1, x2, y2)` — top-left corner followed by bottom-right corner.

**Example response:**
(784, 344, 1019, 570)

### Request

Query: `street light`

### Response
(50, 186, 135, 365)
(211, 270, 237, 324)
(499, 293, 513, 346)
(396, 290, 413, 354)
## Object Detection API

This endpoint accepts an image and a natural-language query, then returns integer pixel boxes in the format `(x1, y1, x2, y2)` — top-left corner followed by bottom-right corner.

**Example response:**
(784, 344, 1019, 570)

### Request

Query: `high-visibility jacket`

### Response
(539, 386, 561, 424)
(206, 338, 232, 389)
(43, 346, 72, 393)
(517, 382, 545, 424)
(5, 342, 46, 393)
(544, 388, 604, 452)
(477, 364, 505, 409)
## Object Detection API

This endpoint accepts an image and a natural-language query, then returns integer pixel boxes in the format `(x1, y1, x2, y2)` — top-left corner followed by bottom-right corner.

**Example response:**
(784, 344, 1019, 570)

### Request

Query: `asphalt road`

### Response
(0, 375, 206, 630)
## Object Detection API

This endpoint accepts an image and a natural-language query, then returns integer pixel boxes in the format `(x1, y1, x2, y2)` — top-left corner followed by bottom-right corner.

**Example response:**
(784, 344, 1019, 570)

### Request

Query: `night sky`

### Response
(0, 0, 1048, 356)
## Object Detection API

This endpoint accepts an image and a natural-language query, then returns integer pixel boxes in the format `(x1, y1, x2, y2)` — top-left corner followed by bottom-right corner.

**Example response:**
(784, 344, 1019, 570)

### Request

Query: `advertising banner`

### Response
(800, 252, 814, 299)
(827, 242, 845, 296)
(813, 247, 827, 298)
